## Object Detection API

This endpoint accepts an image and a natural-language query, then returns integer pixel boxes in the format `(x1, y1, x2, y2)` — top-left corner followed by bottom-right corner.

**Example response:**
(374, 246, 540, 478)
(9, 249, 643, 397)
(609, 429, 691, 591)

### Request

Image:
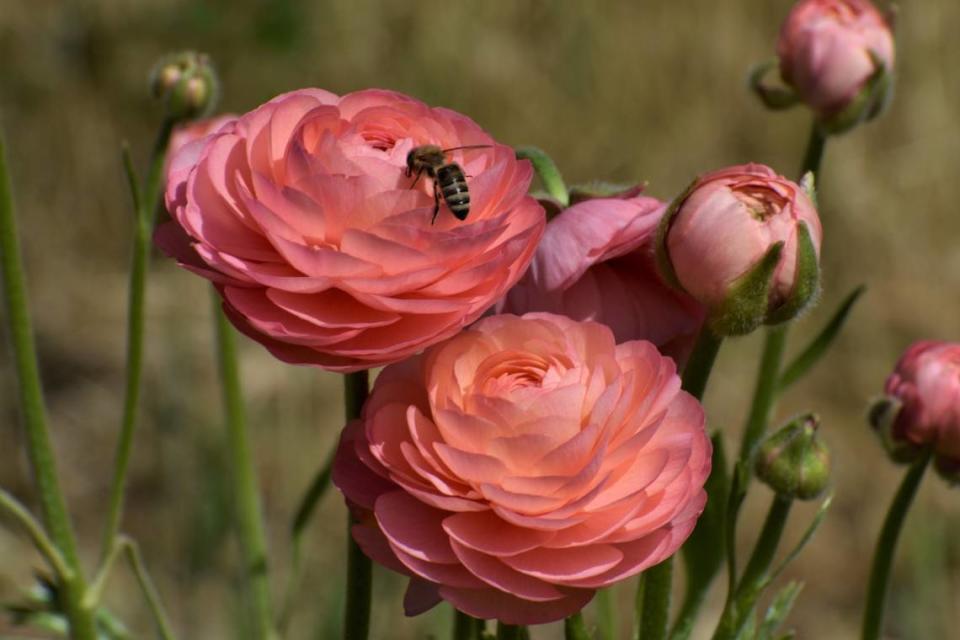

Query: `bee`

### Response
(405, 144, 491, 224)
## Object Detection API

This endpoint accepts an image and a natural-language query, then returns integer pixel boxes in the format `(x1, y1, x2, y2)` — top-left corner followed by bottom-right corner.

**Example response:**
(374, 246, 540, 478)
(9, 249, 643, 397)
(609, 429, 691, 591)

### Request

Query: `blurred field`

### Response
(1, 0, 959, 638)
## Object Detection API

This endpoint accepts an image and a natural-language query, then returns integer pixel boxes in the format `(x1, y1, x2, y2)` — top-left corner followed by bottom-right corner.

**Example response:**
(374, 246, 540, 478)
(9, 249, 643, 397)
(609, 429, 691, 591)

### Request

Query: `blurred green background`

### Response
(1, 1, 959, 638)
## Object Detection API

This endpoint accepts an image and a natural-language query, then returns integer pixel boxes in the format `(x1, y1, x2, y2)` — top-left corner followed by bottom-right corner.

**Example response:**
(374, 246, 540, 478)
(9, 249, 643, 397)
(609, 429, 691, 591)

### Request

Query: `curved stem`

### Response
(101, 119, 174, 560)
(861, 454, 931, 640)
(680, 328, 724, 400)
(343, 370, 371, 640)
(0, 489, 72, 581)
(0, 129, 97, 640)
(712, 495, 793, 640)
(213, 298, 277, 640)
(121, 537, 178, 640)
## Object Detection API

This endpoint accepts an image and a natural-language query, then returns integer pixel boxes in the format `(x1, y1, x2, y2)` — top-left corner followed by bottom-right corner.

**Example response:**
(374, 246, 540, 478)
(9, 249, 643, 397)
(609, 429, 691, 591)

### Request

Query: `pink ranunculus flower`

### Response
(158, 89, 545, 372)
(874, 341, 960, 483)
(777, 0, 894, 121)
(164, 114, 237, 176)
(333, 313, 711, 624)
(500, 194, 704, 365)
(657, 164, 822, 336)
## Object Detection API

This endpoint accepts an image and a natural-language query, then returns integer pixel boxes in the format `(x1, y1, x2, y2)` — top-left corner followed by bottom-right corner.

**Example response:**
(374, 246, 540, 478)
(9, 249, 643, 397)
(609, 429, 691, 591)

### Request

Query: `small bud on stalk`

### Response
(756, 414, 832, 500)
(149, 51, 219, 121)
(775, 0, 895, 134)
(656, 164, 822, 336)
(871, 341, 960, 485)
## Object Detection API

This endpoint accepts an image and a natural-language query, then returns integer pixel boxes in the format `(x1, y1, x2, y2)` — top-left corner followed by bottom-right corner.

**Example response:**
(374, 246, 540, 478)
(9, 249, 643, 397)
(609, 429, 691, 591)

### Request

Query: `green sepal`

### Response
(798, 171, 817, 207)
(748, 59, 801, 111)
(819, 51, 893, 136)
(867, 395, 926, 464)
(709, 241, 783, 337)
(568, 181, 647, 205)
(656, 177, 706, 292)
(515, 146, 570, 207)
(766, 222, 820, 326)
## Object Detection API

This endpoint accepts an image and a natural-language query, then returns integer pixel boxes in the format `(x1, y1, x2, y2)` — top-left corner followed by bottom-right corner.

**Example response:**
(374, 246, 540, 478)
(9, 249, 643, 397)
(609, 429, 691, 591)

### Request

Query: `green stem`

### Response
(712, 495, 793, 640)
(738, 325, 788, 463)
(861, 454, 931, 640)
(641, 328, 723, 640)
(121, 537, 178, 640)
(639, 559, 674, 640)
(669, 582, 707, 640)
(0, 489, 72, 581)
(213, 298, 277, 640)
(453, 609, 483, 640)
(343, 370, 371, 640)
(564, 611, 590, 640)
(101, 120, 174, 561)
(596, 587, 616, 640)
(496, 623, 522, 640)
(799, 122, 827, 181)
(514, 146, 570, 206)
(0, 129, 97, 640)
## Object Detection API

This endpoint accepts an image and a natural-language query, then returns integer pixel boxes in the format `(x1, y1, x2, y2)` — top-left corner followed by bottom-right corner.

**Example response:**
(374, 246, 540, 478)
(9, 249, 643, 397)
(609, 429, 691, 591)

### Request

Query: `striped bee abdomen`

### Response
(436, 164, 471, 220)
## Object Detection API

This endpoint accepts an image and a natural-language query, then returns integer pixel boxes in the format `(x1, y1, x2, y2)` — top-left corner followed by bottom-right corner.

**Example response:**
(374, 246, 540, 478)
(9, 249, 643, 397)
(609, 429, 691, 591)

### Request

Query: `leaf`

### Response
(756, 582, 803, 640)
(777, 286, 866, 392)
(766, 494, 833, 586)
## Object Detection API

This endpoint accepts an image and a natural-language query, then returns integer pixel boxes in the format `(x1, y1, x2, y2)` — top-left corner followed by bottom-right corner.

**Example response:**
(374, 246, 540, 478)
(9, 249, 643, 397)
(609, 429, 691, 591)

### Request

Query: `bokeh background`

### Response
(1, 1, 959, 638)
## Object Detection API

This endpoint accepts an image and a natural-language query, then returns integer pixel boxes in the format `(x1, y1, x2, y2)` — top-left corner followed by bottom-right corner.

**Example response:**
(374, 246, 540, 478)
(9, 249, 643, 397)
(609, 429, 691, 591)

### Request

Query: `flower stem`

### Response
(738, 325, 788, 463)
(639, 558, 674, 640)
(453, 609, 483, 640)
(640, 328, 723, 640)
(564, 611, 590, 640)
(0, 489, 72, 582)
(712, 495, 793, 640)
(101, 119, 174, 561)
(0, 129, 97, 640)
(496, 623, 523, 640)
(861, 454, 931, 640)
(213, 298, 277, 640)
(343, 370, 371, 640)
(799, 122, 827, 181)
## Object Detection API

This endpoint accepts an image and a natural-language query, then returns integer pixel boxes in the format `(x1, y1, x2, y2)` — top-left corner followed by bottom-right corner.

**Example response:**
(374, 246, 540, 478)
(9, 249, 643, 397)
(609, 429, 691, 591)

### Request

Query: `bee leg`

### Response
(410, 170, 423, 189)
(430, 184, 441, 225)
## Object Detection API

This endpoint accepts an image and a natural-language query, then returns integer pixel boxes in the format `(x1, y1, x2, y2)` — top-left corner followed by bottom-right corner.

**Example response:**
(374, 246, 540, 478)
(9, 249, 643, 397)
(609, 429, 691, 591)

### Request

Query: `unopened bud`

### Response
(656, 164, 822, 336)
(755, 414, 831, 500)
(776, 0, 895, 134)
(149, 51, 219, 121)
(874, 341, 960, 485)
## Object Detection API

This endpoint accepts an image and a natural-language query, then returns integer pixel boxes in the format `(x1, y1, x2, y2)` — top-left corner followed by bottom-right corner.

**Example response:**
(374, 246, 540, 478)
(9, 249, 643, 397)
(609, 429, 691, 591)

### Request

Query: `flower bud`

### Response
(755, 414, 831, 500)
(149, 51, 219, 121)
(777, 0, 895, 134)
(656, 164, 822, 336)
(872, 341, 960, 485)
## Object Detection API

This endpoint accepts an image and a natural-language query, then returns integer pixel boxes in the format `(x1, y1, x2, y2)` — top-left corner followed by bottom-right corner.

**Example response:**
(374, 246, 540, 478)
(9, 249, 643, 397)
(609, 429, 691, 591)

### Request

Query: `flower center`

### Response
(360, 128, 398, 152)
(734, 185, 787, 221)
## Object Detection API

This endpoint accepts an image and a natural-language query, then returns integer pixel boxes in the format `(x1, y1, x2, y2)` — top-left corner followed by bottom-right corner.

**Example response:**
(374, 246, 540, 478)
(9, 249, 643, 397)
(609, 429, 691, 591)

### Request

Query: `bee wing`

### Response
(440, 144, 494, 154)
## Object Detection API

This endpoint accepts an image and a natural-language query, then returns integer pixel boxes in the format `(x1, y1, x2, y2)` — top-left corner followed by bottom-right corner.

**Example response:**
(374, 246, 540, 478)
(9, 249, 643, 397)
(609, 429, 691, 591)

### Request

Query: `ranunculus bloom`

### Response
(333, 313, 711, 624)
(658, 164, 822, 336)
(500, 195, 704, 365)
(158, 89, 545, 371)
(878, 341, 960, 482)
(777, 0, 894, 119)
(164, 115, 236, 176)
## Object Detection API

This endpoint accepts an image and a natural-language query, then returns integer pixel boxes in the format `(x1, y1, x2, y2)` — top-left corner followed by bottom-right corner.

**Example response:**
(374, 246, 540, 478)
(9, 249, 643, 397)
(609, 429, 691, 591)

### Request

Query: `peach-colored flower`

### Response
(500, 194, 704, 365)
(158, 89, 545, 371)
(878, 341, 960, 482)
(658, 164, 822, 336)
(333, 313, 711, 624)
(778, 0, 894, 119)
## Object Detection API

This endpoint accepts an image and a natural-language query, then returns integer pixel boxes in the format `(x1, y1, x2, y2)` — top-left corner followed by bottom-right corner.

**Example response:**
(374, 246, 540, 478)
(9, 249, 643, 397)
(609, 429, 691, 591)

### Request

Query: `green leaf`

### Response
(777, 286, 866, 392)
(756, 582, 803, 640)
(766, 494, 833, 585)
